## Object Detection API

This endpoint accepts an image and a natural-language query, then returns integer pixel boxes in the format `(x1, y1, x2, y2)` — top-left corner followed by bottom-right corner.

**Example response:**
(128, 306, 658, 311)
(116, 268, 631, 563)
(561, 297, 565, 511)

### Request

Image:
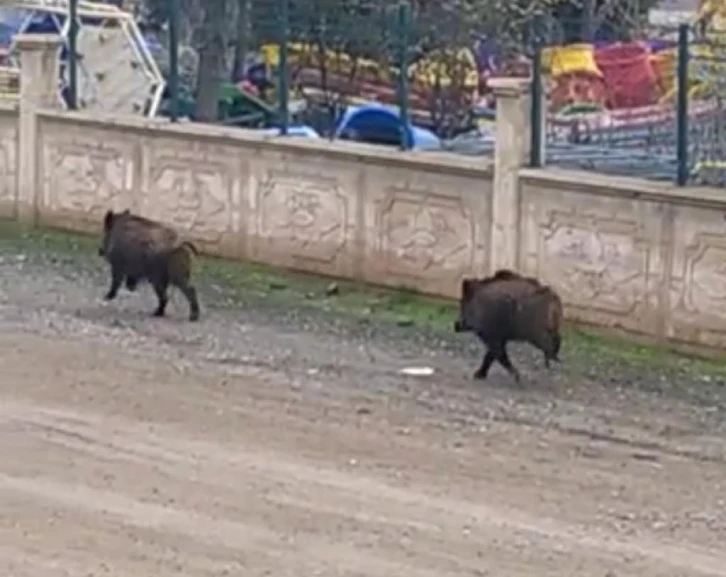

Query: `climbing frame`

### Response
(0, 0, 164, 116)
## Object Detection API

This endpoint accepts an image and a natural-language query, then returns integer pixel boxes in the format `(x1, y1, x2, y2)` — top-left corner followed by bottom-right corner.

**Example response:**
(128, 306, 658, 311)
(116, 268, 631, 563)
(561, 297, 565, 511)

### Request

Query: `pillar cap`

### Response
(488, 77, 530, 97)
(12, 34, 64, 52)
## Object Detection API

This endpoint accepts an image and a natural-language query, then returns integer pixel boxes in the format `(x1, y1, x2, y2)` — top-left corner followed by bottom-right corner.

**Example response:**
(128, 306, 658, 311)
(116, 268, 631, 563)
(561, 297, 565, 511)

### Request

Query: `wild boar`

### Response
(98, 209, 201, 321)
(454, 269, 562, 382)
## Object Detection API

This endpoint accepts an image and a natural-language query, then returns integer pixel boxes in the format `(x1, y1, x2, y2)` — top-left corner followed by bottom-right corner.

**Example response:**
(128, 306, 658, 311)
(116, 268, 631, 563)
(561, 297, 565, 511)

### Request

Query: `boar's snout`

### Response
(454, 319, 467, 333)
(98, 246, 105, 257)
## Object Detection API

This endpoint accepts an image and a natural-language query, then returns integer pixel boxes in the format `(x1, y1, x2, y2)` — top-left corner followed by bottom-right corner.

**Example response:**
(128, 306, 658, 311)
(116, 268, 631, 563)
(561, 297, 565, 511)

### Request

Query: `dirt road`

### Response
(0, 233, 725, 576)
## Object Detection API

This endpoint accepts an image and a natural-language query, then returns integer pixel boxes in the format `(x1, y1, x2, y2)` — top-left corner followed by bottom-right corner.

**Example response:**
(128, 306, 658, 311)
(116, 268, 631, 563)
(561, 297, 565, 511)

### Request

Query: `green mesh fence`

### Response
(139, 0, 496, 154)
(532, 16, 682, 182)
(686, 27, 726, 186)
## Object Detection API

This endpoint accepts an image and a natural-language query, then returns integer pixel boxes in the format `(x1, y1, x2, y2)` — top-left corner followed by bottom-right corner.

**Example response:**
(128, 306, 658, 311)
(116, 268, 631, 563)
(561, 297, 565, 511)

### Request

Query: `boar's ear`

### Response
(461, 278, 477, 301)
(493, 269, 518, 281)
(103, 210, 115, 230)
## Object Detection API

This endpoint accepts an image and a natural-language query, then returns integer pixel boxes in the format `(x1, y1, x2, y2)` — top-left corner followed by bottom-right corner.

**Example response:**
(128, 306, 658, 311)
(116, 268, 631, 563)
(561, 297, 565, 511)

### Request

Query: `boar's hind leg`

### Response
(175, 281, 200, 322)
(104, 263, 124, 300)
(151, 278, 169, 318)
(495, 343, 521, 383)
(551, 332, 562, 362)
(542, 332, 562, 368)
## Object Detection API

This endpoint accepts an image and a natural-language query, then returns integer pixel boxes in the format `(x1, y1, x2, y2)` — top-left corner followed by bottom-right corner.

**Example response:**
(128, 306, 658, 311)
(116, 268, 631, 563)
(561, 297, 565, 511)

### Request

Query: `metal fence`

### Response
(127, 0, 493, 155)
(530, 17, 726, 187)
(687, 28, 726, 186)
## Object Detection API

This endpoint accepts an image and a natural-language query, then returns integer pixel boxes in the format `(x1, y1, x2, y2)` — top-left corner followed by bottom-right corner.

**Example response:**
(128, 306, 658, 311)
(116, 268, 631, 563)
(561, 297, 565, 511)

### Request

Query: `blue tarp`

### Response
(0, 7, 26, 47)
(333, 103, 441, 150)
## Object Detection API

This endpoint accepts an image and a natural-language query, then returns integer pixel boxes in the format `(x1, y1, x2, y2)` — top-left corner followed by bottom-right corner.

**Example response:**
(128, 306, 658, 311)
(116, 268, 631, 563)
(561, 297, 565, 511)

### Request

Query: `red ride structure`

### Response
(595, 42, 659, 109)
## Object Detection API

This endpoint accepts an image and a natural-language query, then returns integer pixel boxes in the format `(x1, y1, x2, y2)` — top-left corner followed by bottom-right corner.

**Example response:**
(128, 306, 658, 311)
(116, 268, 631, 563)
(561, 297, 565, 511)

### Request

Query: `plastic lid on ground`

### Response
(260, 125, 320, 138)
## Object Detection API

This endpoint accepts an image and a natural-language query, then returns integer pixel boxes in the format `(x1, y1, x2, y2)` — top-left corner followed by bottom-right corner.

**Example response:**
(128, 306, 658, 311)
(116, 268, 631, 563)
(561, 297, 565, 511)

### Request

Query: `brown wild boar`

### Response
(98, 209, 201, 321)
(453, 269, 562, 382)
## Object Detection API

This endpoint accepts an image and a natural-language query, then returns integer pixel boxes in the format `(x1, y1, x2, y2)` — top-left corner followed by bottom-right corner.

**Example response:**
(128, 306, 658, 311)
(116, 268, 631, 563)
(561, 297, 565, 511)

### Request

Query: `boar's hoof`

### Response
(152, 308, 165, 318)
(473, 369, 488, 380)
(189, 311, 200, 322)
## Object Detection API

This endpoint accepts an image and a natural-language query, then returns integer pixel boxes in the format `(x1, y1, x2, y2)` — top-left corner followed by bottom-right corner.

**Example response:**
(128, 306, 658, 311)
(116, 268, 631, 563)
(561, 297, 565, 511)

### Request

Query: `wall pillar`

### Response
(14, 33, 63, 224)
(489, 77, 531, 273)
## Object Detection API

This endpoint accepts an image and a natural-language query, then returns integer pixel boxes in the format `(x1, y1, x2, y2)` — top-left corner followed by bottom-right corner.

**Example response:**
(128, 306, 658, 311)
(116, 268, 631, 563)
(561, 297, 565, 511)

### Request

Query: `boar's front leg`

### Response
(104, 262, 125, 301)
(125, 275, 139, 292)
(151, 277, 169, 317)
(473, 345, 497, 380)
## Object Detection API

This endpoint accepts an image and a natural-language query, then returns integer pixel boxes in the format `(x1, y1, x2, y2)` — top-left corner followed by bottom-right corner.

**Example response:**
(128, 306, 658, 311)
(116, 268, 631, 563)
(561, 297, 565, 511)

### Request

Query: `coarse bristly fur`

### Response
(453, 269, 562, 383)
(98, 209, 201, 321)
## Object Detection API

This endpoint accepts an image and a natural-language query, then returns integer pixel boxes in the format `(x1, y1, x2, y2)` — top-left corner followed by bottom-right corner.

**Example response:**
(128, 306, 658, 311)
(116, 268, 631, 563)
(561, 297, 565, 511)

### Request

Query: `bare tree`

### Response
(231, 0, 252, 82)
(194, 0, 229, 121)
(287, 0, 394, 130)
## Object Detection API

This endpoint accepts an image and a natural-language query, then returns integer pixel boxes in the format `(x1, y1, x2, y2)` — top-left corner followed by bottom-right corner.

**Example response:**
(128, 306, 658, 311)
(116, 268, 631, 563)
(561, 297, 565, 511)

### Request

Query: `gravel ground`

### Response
(0, 222, 725, 576)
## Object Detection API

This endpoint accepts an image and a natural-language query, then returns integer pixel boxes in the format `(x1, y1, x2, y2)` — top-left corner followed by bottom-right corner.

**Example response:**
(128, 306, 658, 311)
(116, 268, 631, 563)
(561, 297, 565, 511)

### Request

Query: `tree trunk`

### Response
(231, 0, 251, 82)
(195, 0, 227, 122)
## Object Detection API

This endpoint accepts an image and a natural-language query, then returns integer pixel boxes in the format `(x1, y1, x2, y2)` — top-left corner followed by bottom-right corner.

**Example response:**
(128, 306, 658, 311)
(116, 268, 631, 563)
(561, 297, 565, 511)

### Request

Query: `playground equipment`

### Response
(259, 42, 478, 134)
(542, 43, 606, 111)
(0, 0, 164, 116)
(595, 42, 659, 109)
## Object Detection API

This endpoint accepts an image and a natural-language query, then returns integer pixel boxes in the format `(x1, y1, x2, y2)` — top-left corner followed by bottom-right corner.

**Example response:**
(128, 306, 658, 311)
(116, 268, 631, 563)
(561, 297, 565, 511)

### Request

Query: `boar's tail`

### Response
(545, 292, 563, 338)
(176, 241, 199, 256)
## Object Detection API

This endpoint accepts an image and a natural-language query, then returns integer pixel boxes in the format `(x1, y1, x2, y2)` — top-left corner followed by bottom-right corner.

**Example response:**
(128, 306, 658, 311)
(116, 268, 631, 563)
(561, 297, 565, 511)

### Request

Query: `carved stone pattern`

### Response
(41, 131, 131, 217)
(679, 233, 726, 327)
(379, 187, 474, 280)
(146, 145, 235, 244)
(258, 170, 347, 263)
(0, 117, 16, 204)
(538, 210, 647, 315)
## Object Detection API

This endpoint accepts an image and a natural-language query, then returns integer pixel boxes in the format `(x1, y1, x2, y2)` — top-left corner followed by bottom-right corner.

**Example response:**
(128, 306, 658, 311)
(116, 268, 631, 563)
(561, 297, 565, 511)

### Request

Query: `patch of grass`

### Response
(565, 327, 726, 380)
(199, 253, 457, 329)
(2, 218, 726, 379)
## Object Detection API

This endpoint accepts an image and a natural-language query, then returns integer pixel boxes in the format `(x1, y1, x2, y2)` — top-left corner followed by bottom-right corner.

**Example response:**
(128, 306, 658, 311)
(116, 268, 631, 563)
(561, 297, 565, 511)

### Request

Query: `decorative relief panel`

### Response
(680, 238, 726, 320)
(142, 139, 242, 245)
(0, 113, 17, 209)
(519, 187, 659, 330)
(256, 168, 349, 265)
(541, 216, 645, 314)
(40, 124, 134, 220)
(377, 185, 476, 283)
(668, 207, 726, 344)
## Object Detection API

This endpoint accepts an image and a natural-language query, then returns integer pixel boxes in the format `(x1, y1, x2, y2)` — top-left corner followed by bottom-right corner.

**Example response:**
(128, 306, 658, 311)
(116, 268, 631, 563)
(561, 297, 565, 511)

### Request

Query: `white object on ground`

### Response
(399, 366, 435, 377)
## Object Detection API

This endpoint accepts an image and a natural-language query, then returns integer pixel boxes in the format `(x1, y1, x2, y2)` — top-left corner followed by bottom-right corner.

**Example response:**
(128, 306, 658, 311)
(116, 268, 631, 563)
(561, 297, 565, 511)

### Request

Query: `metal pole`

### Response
(278, 0, 289, 135)
(168, 0, 180, 122)
(396, 1, 411, 150)
(530, 29, 543, 167)
(67, 0, 78, 109)
(676, 23, 689, 186)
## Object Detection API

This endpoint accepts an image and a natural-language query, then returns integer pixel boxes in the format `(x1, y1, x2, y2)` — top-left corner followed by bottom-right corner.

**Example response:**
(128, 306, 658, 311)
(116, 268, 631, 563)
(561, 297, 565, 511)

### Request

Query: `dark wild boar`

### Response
(453, 269, 562, 382)
(98, 209, 201, 321)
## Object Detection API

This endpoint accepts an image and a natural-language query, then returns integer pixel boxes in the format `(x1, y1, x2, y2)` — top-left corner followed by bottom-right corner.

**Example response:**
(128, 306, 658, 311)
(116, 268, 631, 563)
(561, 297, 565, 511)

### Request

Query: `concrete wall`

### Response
(5, 34, 726, 352)
(33, 110, 494, 299)
(519, 169, 726, 351)
(0, 104, 18, 218)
